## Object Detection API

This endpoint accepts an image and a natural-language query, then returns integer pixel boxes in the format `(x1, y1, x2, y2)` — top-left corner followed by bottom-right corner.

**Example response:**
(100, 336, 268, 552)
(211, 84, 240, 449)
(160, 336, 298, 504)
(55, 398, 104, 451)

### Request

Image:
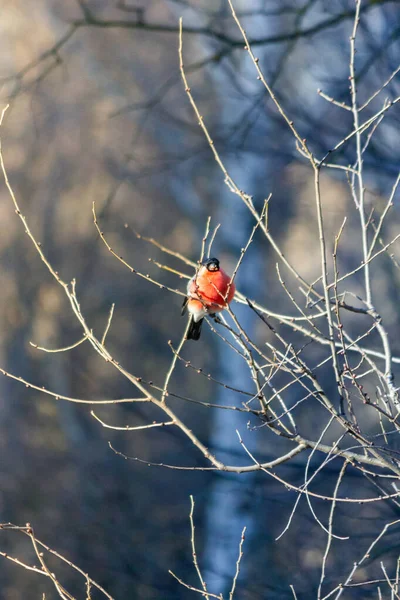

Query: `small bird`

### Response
(182, 257, 236, 340)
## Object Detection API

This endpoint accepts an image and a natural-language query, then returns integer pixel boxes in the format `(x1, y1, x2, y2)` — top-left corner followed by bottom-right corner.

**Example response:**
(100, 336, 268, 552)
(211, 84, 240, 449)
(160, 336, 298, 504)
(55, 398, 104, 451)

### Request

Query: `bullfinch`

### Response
(182, 257, 236, 340)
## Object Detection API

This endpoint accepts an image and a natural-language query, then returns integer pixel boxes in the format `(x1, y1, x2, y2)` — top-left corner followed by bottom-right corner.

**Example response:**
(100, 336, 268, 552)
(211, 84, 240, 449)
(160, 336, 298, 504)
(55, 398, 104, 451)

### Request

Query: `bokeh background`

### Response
(0, 1, 400, 598)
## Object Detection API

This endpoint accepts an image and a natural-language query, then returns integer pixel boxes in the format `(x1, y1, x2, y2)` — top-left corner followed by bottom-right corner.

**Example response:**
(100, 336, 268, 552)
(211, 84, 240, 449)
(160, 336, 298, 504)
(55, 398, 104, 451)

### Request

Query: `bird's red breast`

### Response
(188, 266, 235, 309)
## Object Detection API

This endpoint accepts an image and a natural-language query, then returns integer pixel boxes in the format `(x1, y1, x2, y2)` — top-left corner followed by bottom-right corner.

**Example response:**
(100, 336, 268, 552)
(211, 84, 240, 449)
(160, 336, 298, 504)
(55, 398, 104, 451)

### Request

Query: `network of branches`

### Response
(1, 0, 400, 598)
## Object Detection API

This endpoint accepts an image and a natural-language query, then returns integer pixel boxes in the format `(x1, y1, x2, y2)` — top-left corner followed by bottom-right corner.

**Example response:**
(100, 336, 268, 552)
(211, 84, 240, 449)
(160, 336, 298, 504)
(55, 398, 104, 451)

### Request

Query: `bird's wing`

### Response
(181, 296, 189, 316)
(182, 274, 197, 315)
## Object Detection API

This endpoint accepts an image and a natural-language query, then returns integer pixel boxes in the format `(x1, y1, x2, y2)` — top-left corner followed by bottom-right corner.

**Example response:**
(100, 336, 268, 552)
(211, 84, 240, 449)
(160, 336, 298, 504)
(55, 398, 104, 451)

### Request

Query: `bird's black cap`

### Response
(202, 257, 220, 271)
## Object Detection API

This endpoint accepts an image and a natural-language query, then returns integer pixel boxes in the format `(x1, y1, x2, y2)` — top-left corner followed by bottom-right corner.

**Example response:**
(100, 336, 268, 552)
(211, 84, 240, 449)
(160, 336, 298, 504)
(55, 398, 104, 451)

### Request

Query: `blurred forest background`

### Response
(0, 0, 400, 598)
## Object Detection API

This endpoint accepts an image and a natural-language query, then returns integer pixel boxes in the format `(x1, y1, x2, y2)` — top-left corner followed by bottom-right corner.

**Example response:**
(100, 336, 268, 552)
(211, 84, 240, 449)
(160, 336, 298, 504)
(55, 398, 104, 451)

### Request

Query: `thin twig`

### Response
(189, 496, 210, 599)
(229, 527, 246, 600)
(29, 335, 88, 353)
(91, 412, 174, 431)
(101, 303, 115, 345)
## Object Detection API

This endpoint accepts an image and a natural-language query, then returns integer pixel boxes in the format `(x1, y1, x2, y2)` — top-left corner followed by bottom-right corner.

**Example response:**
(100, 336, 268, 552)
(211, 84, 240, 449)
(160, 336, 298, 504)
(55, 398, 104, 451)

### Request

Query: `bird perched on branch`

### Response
(182, 257, 236, 341)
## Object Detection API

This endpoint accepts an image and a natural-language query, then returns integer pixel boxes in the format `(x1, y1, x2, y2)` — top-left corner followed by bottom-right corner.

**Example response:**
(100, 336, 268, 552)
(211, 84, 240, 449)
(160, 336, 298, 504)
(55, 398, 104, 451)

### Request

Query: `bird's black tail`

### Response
(187, 317, 203, 341)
